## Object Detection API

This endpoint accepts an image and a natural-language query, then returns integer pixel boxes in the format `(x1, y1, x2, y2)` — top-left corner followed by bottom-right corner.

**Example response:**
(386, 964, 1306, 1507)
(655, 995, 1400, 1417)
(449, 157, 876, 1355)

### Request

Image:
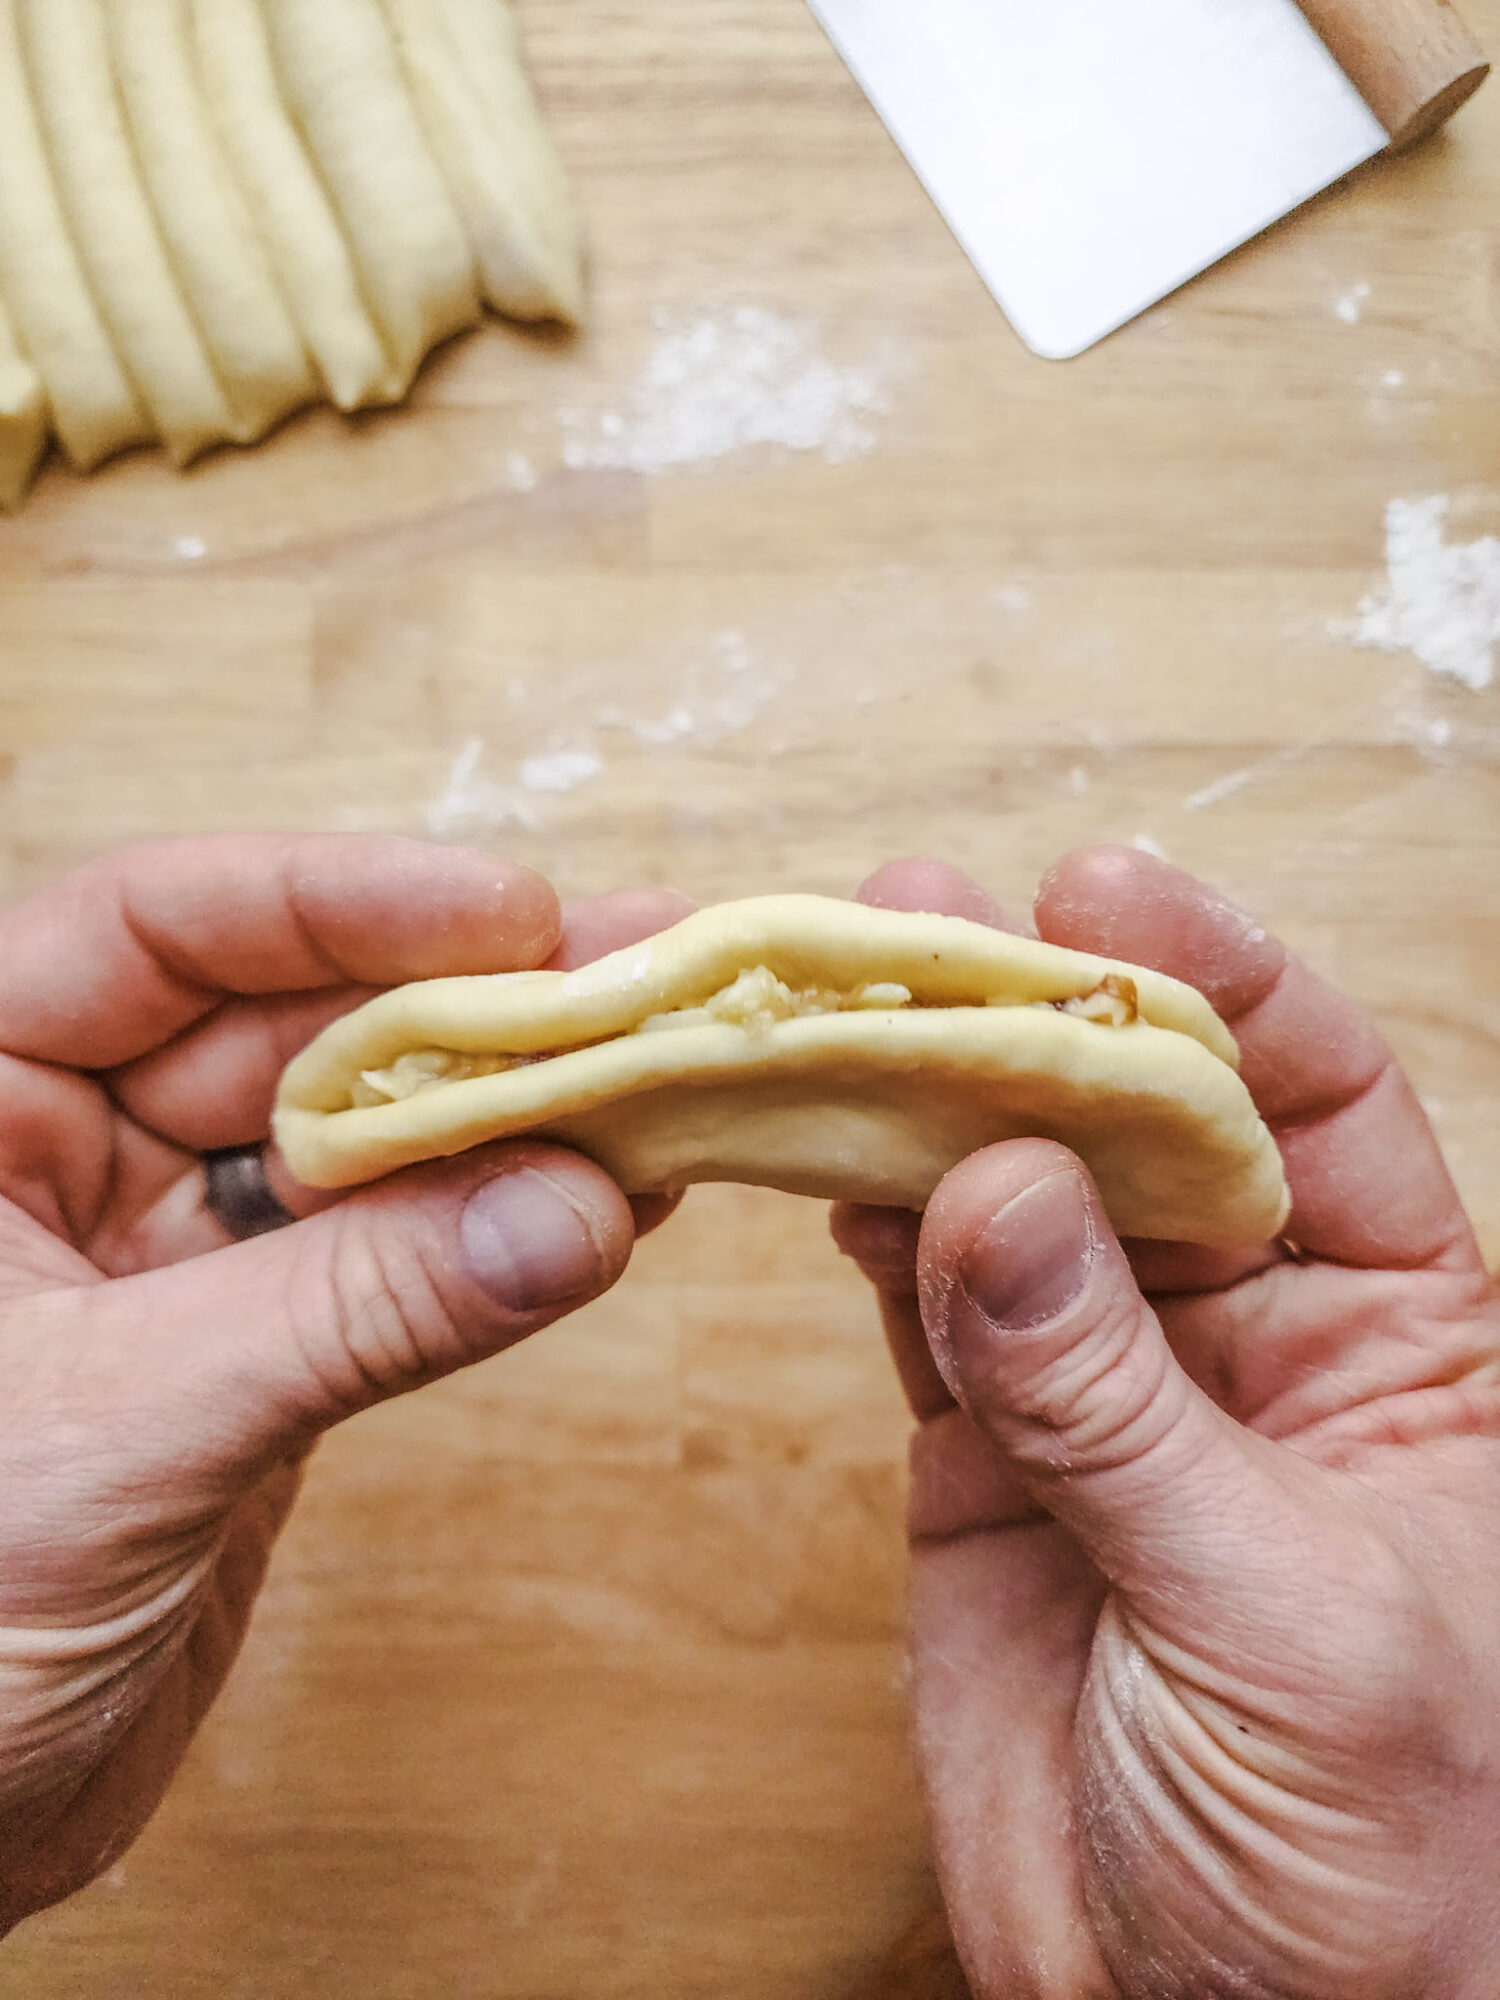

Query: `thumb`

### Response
(917, 1140, 1305, 1629)
(80, 1142, 636, 1498)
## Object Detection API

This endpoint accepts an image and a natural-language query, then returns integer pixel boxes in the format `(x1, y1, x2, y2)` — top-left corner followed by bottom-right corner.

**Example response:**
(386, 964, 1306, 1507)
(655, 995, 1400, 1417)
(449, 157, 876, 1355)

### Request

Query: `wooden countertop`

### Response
(5, 2, 1499, 1993)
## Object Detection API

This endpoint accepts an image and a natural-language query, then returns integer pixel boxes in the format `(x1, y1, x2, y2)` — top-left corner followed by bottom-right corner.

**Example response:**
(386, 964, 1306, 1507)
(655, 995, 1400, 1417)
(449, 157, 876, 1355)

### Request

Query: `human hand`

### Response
(834, 849, 1500, 2000)
(0, 835, 687, 1932)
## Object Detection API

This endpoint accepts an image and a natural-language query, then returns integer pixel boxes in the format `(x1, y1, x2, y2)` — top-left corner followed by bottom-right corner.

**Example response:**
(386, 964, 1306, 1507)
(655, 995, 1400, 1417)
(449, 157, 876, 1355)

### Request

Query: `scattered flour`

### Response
(993, 583, 1032, 613)
(428, 740, 614, 839)
(520, 749, 604, 793)
(1381, 369, 1404, 389)
(1334, 282, 1371, 325)
(173, 534, 206, 560)
(506, 452, 538, 492)
(425, 629, 796, 839)
(426, 737, 539, 839)
(1130, 834, 1168, 860)
(1183, 745, 1314, 813)
(595, 626, 793, 747)
(560, 307, 888, 474)
(1184, 766, 1257, 812)
(1347, 495, 1500, 691)
(1392, 709, 1454, 751)
(629, 706, 695, 746)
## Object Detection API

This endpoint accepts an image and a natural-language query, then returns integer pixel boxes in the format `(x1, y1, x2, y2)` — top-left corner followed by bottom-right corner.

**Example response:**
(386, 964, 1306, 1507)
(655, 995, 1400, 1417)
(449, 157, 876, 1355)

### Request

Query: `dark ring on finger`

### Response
(204, 1143, 297, 1241)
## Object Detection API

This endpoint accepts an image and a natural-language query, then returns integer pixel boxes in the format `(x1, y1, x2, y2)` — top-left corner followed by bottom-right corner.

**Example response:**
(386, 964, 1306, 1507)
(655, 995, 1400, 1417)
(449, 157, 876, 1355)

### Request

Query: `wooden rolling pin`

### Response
(1297, 0, 1489, 147)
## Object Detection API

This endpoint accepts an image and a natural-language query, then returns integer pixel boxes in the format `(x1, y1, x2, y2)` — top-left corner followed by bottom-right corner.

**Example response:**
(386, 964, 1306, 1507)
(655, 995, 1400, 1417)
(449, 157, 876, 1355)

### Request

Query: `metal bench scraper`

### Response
(805, 0, 1488, 357)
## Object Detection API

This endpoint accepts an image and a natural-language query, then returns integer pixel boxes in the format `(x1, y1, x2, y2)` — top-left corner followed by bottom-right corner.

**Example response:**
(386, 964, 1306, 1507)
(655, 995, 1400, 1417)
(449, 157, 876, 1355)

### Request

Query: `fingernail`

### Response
(461, 1168, 603, 1312)
(959, 1172, 1095, 1331)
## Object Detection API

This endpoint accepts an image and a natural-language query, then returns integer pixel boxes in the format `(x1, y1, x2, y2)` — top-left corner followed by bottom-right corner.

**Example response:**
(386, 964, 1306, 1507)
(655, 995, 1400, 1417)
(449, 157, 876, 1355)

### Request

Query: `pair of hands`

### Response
(2, 835, 1497, 1999)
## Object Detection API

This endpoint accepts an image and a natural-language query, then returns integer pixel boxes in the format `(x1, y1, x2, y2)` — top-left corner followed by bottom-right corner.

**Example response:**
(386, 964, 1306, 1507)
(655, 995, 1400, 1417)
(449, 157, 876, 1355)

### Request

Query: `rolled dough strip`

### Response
(261, 0, 480, 397)
(275, 896, 1291, 1249)
(0, 0, 147, 469)
(106, 0, 317, 444)
(382, 0, 584, 324)
(190, 0, 392, 412)
(0, 293, 47, 510)
(20, 0, 237, 464)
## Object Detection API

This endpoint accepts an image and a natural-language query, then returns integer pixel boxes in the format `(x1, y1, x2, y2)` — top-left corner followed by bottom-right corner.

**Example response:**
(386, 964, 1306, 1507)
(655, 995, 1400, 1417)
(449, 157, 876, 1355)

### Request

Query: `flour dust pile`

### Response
(1348, 496, 1500, 692)
(560, 308, 888, 474)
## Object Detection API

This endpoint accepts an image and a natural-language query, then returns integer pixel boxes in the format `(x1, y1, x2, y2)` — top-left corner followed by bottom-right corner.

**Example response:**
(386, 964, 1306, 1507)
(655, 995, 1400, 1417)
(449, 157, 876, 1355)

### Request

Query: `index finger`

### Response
(0, 834, 561, 1069)
(1035, 845, 1482, 1274)
(109, 886, 698, 1159)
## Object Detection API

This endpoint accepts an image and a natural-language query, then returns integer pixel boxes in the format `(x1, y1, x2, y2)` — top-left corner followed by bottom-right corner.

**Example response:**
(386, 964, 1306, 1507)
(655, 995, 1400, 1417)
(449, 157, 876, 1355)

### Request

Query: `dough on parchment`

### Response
(274, 896, 1291, 1249)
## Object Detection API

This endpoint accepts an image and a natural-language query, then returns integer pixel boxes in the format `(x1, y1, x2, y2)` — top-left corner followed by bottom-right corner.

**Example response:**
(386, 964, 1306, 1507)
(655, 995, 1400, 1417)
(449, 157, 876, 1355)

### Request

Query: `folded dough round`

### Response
(273, 895, 1290, 1246)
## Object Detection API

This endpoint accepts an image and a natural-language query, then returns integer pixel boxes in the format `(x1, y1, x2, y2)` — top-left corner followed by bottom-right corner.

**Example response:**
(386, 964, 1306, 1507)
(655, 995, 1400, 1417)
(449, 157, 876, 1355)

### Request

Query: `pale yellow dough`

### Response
(0, 0, 583, 499)
(261, 0, 480, 397)
(107, 0, 317, 444)
(190, 0, 391, 412)
(275, 896, 1290, 1248)
(21, 0, 237, 463)
(0, 293, 46, 509)
(383, 0, 584, 323)
(0, 0, 147, 469)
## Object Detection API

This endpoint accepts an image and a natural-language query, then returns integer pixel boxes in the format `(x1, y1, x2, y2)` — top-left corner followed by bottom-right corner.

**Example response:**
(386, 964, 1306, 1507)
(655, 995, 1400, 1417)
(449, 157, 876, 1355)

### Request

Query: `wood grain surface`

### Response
(3, 2, 1499, 1993)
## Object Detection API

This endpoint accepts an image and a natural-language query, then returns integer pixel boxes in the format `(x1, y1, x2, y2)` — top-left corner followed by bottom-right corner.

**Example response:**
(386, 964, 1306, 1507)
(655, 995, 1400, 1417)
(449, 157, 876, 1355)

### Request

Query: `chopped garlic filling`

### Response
(637, 965, 913, 1035)
(352, 1048, 520, 1107)
(1058, 973, 1138, 1027)
(346, 969, 1138, 1110)
(1018, 972, 1139, 1026)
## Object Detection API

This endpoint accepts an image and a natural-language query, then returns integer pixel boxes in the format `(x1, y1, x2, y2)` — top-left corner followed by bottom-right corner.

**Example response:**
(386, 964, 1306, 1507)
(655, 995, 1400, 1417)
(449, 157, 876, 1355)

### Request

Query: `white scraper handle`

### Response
(1296, 0, 1488, 146)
